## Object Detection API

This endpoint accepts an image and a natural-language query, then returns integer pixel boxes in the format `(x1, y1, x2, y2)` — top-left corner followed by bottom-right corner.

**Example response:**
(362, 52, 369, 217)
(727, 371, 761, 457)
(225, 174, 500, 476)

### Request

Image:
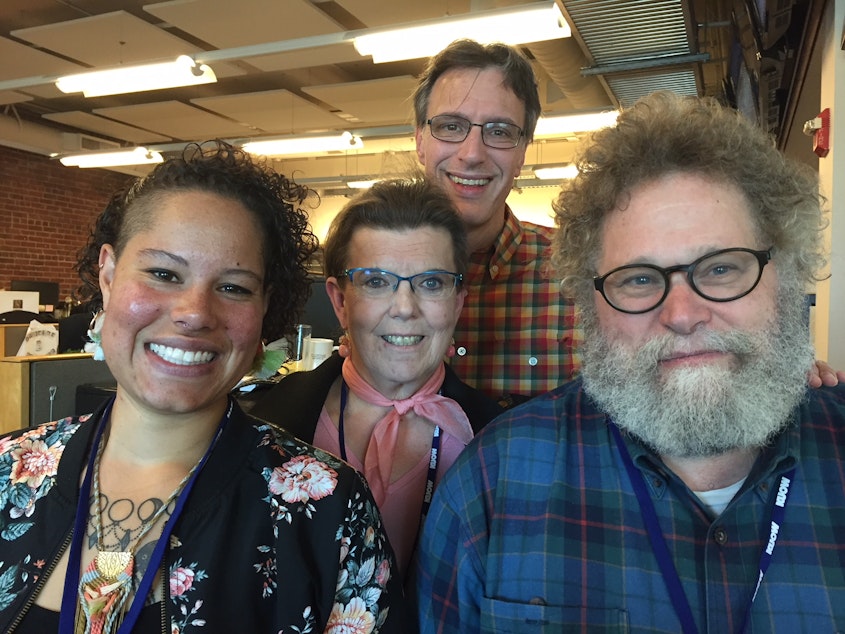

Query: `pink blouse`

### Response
(313, 406, 469, 577)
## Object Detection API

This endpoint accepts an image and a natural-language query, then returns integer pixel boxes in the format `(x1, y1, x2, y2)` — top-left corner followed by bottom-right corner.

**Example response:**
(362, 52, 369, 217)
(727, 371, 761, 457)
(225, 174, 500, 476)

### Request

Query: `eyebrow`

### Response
(436, 111, 521, 127)
(138, 248, 264, 283)
(139, 248, 188, 267)
(616, 246, 732, 267)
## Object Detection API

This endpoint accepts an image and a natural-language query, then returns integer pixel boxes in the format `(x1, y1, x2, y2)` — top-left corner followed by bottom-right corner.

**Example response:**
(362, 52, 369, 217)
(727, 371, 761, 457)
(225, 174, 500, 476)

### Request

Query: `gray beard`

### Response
(580, 283, 813, 458)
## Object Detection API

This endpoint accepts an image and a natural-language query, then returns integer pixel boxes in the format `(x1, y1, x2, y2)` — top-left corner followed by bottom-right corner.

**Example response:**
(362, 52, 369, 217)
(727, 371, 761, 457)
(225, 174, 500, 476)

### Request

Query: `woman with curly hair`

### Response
(0, 141, 401, 633)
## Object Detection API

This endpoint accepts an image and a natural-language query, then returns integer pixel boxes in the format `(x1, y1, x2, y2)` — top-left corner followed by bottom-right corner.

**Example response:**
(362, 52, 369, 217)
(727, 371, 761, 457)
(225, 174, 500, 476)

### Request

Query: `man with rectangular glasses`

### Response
(417, 90, 845, 632)
(412, 39, 581, 407)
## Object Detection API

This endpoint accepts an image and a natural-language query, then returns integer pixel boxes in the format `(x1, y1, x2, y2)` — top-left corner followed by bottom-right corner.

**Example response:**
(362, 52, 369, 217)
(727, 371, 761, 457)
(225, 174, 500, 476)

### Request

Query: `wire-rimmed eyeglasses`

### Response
(593, 247, 772, 314)
(344, 268, 463, 300)
(426, 115, 524, 149)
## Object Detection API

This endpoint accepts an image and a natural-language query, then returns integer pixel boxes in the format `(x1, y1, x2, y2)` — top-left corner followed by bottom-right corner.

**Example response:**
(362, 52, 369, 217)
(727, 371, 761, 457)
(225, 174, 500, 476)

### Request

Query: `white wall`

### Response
(307, 182, 561, 242)
(813, 0, 845, 368)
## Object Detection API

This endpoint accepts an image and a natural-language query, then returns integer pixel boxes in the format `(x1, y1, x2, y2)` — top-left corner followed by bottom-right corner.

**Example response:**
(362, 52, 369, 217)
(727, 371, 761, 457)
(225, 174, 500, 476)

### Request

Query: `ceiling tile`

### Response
(42, 110, 172, 144)
(144, 0, 342, 47)
(192, 89, 347, 134)
(145, 0, 359, 72)
(0, 36, 82, 81)
(0, 92, 32, 106)
(335, 0, 470, 27)
(12, 10, 206, 67)
(302, 76, 418, 125)
(92, 101, 252, 139)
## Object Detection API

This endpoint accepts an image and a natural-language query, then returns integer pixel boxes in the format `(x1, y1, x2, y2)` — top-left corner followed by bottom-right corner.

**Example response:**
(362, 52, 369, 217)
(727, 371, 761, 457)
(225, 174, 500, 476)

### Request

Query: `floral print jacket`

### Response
(0, 398, 403, 633)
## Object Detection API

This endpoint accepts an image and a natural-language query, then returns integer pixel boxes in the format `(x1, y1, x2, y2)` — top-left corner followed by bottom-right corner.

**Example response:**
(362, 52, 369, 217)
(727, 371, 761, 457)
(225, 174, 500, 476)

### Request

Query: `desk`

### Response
(0, 353, 114, 433)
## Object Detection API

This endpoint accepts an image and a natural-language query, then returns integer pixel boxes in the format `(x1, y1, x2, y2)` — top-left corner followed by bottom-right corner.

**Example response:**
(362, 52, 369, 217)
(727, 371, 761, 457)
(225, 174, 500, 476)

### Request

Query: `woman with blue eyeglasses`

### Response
(251, 178, 502, 588)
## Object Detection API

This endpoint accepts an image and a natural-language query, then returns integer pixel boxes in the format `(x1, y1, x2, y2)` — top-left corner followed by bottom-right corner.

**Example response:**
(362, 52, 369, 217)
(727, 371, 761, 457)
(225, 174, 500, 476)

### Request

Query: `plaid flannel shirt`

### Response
(418, 380, 845, 633)
(450, 208, 581, 405)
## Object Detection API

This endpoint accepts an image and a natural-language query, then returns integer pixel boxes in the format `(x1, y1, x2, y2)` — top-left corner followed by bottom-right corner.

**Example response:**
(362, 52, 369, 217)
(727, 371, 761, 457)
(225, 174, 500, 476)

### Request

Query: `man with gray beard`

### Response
(579, 276, 814, 459)
(417, 91, 845, 633)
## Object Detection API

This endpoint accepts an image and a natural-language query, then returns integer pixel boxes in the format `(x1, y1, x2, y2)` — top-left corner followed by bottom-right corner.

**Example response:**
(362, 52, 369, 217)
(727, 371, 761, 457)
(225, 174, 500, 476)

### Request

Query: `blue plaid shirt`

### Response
(418, 379, 845, 633)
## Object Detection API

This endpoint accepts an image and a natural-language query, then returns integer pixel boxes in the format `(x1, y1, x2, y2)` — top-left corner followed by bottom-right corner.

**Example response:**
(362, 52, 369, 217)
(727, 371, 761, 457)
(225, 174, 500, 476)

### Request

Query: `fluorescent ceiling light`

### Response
(59, 147, 164, 168)
(535, 110, 620, 137)
(533, 164, 579, 180)
(353, 1, 571, 63)
(243, 131, 363, 156)
(55, 55, 216, 97)
(347, 179, 381, 189)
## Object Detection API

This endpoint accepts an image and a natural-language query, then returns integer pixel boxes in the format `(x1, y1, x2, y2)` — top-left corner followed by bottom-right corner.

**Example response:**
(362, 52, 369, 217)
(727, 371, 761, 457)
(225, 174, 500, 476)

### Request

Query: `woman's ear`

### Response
(324, 277, 348, 330)
(98, 244, 116, 311)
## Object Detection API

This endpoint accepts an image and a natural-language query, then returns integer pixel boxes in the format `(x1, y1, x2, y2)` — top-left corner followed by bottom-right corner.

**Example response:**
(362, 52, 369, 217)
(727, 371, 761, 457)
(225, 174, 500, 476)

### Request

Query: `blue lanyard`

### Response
(610, 423, 794, 634)
(338, 380, 441, 525)
(58, 399, 231, 634)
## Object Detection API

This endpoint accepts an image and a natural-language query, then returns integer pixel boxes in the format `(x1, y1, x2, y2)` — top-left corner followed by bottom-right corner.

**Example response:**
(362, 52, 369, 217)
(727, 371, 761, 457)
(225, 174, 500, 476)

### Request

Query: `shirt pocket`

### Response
(480, 597, 629, 633)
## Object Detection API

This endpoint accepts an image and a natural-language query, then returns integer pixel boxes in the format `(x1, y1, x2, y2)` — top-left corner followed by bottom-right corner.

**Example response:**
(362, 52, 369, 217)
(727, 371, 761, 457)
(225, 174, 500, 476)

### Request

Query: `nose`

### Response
(171, 286, 216, 331)
(387, 280, 419, 318)
(657, 272, 712, 334)
(455, 125, 486, 162)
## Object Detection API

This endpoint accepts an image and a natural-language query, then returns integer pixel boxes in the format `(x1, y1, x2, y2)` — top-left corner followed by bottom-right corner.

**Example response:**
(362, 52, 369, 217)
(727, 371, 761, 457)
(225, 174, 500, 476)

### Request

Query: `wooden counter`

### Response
(0, 353, 114, 434)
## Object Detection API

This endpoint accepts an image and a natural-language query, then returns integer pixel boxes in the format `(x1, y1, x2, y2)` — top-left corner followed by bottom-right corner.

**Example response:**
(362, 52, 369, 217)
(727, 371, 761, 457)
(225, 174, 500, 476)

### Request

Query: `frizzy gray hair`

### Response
(552, 90, 826, 310)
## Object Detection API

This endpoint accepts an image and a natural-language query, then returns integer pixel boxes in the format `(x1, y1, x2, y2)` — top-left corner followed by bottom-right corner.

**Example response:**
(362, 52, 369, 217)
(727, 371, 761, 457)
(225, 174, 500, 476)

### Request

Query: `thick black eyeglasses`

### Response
(344, 268, 463, 300)
(426, 115, 524, 149)
(593, 247, 772, 314)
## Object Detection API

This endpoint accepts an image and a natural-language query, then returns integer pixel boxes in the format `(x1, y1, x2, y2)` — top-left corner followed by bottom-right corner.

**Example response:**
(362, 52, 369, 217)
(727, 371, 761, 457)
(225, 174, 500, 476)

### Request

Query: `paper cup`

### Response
(308, 338, 335, 369)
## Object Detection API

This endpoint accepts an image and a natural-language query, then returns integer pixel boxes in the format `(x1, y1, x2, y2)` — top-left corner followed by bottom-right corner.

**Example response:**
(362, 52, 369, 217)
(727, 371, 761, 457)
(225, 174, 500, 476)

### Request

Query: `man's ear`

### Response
(415, 126, 427, 165)
(324, 277, 348, 330)
(98, 244, 116, 311)
(513, 143, 528, 178)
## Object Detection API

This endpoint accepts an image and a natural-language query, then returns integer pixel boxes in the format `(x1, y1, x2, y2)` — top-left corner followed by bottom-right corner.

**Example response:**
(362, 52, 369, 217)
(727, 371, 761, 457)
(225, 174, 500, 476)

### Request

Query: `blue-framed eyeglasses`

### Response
(426, 115, 524, 149)
(344, 268, 463, 300)
(593, 247, 772, 314)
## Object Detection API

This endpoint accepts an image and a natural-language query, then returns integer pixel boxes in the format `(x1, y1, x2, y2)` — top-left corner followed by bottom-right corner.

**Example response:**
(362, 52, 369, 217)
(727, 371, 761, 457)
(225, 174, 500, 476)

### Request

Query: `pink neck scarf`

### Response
(340, 358, 474, 504)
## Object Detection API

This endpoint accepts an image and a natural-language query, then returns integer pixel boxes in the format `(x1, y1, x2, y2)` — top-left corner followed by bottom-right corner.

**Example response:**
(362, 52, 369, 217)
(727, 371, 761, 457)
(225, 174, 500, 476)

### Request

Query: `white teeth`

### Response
(450, 175, 489, 186)
(149, 343, 215, 365)
(383, 335, 423, 346)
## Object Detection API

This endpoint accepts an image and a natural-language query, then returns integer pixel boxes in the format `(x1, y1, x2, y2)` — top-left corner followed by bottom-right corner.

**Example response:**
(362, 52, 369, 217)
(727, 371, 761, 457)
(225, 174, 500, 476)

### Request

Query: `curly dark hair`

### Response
(75, 140, 319, 342)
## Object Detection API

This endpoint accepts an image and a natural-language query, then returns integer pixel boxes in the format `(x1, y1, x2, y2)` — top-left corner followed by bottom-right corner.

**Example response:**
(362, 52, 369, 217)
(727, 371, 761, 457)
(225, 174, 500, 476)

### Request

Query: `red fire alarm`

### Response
(803, 108, 830, 158)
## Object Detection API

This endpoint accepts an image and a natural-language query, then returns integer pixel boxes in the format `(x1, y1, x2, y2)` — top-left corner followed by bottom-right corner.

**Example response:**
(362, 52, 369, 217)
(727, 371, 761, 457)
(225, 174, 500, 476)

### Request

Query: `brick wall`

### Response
(0, 145, 133, 307)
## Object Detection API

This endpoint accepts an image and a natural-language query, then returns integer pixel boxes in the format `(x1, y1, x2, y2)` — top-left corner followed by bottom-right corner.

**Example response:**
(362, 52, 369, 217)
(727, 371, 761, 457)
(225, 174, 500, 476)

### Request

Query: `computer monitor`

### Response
(301, 277, 342, 342)
(10, 280, 60, 308)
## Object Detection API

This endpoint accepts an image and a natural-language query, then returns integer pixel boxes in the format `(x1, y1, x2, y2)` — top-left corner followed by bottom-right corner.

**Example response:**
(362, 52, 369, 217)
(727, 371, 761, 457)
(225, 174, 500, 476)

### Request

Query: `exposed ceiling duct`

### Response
(526, 38, 612, 110)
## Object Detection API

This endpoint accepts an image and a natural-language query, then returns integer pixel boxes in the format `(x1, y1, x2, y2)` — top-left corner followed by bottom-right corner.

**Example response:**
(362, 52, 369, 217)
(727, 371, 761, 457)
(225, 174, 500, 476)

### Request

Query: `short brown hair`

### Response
(412, 39, 541, 142)
(323, 178, 468, 281)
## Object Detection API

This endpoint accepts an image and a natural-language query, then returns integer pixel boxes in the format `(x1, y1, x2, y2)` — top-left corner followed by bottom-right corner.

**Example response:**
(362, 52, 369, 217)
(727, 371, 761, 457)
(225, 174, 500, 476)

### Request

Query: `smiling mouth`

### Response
(149, 343, 216, 365)
(659, 349, 725, 364)
(449, 174, 490, 187)
(382, 335, 423, 346)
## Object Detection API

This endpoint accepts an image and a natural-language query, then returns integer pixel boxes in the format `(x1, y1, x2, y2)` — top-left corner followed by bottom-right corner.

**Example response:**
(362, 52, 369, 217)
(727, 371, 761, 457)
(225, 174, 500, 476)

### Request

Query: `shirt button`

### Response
(713, 527, 728, 545)
(456, 346, 467, 357)
(528, 356, 538, 366)
(490, 265, 499, 277)
(529, 597, 547, 606)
